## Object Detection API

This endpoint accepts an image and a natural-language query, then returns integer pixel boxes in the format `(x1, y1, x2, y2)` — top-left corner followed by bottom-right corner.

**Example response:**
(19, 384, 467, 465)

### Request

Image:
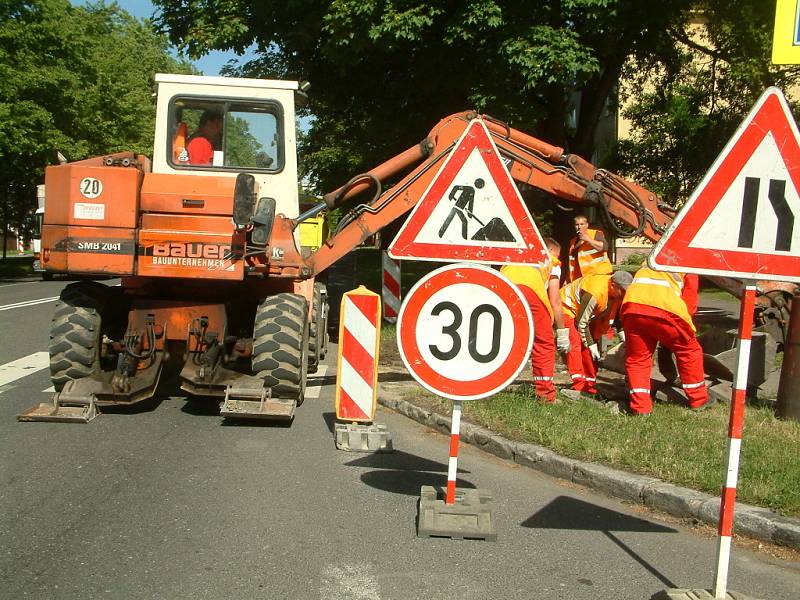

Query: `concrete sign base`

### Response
(417, 485, 496, 541)
(334, 422, 393, 453)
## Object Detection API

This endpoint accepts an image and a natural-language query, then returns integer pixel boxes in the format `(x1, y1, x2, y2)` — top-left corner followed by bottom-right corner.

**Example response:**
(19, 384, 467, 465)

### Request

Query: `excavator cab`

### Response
(167, 100, 280, 170)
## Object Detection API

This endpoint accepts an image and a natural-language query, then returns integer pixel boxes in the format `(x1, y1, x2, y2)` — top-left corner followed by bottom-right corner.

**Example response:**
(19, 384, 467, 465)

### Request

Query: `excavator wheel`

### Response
(48, 281, 111, 391)
(252, 293, 309, 404)
(308, 282, 328, 373)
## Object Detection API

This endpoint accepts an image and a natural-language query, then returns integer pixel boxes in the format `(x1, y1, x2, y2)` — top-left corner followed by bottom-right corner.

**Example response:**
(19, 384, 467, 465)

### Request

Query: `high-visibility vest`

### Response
(560, 274, 610, 319)
(569, 229, 612, 280)
(501, 263, 553, 320)
(622, 267, 696, 331)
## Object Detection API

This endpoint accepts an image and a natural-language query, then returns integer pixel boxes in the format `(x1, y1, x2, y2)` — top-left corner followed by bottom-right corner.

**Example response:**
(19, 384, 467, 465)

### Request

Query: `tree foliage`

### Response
(609, 0, 800, 206)
(0, 0, 190, 251)
(154, 0, 693, 193)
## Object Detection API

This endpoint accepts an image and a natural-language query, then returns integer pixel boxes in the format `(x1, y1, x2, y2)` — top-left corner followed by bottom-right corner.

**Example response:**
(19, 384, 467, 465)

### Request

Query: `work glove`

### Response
(589, 343, 601, 362)
(555, 328, 571, 353)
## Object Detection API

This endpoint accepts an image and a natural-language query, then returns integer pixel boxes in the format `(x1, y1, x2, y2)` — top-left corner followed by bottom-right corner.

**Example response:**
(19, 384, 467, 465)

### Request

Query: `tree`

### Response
(154, 1, 693, 192)
(0, 0, 191, 257)
(609, 0, 800, 206)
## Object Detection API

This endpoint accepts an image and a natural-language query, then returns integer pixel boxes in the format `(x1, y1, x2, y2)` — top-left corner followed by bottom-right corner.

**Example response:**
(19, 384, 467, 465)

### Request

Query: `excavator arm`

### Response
(306, 111, 673, 274)
(302, 111, 794, 340)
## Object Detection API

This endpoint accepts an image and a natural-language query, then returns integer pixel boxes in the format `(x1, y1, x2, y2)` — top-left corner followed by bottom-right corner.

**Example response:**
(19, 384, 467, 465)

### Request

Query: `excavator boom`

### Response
(304, 111, 794, 342)
(307, 111, 674, 275)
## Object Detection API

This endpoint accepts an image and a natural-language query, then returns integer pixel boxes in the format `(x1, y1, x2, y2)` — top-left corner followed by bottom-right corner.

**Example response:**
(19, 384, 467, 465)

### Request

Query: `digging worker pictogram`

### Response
(620, 267, 709, 416)
(438, 178, 485, 239)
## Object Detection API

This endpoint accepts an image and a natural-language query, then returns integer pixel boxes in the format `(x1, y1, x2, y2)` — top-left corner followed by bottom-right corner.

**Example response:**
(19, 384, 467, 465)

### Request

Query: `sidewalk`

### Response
(375, 367, 800, 552)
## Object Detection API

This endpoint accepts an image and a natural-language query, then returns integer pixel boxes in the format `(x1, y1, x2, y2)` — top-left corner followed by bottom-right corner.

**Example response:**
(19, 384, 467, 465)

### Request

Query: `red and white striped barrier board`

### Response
(714, 284, 756, 599)
(335, 286, 381, 423)
(381, 251, 401, 323)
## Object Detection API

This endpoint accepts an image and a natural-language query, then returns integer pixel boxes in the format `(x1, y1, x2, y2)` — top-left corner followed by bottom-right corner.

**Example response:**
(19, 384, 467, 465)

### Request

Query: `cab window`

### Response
(169, 98, 283, 172)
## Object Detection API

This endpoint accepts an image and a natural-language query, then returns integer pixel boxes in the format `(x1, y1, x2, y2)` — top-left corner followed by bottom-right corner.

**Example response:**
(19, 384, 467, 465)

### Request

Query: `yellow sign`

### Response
(773, 0, 800, 64)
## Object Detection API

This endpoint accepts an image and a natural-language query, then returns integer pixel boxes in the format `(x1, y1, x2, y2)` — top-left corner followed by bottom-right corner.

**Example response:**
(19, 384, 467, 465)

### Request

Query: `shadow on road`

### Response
(345, 449, 464, 474)
(342, 448, 473, 496)
(523, 495, 678, 587)
(100, 396, 165, 415)
(360, 470, 476, 496)
(322, 411, 337, 433)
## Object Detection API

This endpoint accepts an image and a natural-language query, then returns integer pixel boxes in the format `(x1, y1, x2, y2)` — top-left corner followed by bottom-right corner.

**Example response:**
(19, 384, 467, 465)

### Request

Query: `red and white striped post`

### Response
(713, 283, 756, 599)
(381, 251, 401, 323)
(446, 400, 463, 505)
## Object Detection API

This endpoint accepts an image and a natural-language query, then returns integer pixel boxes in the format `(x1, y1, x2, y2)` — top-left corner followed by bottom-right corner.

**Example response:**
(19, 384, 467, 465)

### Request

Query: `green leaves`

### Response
(0, 0, 190, 236)
(610, 0, 800, 206)
(502, 26, 600, 87)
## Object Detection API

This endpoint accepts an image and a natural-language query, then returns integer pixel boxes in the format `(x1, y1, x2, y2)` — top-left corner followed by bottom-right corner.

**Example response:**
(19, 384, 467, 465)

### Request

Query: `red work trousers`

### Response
(563, 314, 597, 394)
(621, 311, 708, 414)
(518, 287, 557, 401)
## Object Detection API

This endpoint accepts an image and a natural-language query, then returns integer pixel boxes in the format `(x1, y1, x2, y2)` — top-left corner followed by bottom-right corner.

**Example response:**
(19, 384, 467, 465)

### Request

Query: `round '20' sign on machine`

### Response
(397, 263, 533, 401)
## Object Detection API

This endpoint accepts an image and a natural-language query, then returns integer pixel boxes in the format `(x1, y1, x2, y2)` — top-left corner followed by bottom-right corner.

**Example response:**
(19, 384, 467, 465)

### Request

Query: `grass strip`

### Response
(398, 384, 800, 518)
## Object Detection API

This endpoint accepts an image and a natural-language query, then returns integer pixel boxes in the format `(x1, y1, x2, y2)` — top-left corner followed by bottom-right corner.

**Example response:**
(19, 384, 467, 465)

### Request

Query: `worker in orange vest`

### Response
(567, 214, 613, 282)
(620, 267, 708, 415)
(501, 238, 567, 402)
(560, 271, 632, 394)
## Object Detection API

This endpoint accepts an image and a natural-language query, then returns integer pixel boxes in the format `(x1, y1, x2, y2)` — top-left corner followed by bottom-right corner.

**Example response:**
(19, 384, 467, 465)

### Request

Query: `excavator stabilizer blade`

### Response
(219, 385, 296, 420)
(17, 392, 99, 423)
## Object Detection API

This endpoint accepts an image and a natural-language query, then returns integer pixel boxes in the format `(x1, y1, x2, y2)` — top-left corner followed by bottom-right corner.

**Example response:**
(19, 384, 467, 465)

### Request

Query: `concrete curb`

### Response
(377, 382, 800, 551)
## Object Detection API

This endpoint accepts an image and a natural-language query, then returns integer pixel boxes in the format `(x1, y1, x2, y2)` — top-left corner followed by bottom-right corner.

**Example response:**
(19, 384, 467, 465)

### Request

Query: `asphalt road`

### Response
(0, 276, 798, 599)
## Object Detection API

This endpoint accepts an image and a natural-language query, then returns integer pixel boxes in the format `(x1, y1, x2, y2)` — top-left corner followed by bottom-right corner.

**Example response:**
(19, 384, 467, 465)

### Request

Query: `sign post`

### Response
(398, 263, 533, 539)
(650, 87, 800, 599)
(714, 284, 756, 598)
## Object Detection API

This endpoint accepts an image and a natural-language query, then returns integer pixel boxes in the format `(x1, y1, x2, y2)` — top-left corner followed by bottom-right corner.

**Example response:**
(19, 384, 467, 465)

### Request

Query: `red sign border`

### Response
(388, 119, 548, 265)
(397, 264, 533, 400)
(650, 88, 800, 282)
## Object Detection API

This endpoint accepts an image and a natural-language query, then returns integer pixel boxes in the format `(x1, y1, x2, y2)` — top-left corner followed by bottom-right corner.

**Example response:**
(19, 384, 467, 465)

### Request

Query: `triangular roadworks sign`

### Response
(388, 118, 548, 265)
(650, 87, 800, 283)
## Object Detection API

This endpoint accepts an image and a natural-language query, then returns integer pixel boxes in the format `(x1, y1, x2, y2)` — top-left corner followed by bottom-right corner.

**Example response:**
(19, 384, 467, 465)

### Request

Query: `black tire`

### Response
(48, 281, 107, 391)
(252, 293, 309, 404)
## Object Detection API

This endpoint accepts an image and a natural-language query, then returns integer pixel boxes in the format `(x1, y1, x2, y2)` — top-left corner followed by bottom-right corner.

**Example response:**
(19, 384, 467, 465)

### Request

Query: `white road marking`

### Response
(0, 280, 41, 288)
(42, 385, 55, 393)
(0, 352, 50, 389)
(305, 364, 329, 399)
(0, 297, 59, 312)
(320, 563, 381, 600)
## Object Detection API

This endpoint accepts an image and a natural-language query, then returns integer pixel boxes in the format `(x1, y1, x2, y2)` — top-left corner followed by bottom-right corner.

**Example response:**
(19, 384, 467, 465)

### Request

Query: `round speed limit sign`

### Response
(397, 263, 533, 400)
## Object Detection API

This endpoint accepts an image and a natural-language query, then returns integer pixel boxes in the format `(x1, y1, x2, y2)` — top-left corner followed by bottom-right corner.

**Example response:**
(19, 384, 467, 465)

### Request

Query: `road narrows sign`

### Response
(649, 87, 800, 282)
(388, 118, 548, 265)
(397, 263, 533, 400)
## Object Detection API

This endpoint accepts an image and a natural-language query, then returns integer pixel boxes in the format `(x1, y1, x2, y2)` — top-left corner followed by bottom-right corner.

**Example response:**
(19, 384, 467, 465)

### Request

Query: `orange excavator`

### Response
(21, 73, 793, 422)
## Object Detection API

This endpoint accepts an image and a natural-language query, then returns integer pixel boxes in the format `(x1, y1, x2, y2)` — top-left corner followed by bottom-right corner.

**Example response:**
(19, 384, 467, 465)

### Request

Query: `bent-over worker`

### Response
(560, 271, 632, 394)
(620, 267, 709, 416)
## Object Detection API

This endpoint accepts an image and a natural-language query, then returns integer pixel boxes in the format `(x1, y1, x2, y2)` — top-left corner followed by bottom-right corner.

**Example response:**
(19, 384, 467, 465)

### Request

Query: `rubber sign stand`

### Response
(713, 284, 756, 599)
